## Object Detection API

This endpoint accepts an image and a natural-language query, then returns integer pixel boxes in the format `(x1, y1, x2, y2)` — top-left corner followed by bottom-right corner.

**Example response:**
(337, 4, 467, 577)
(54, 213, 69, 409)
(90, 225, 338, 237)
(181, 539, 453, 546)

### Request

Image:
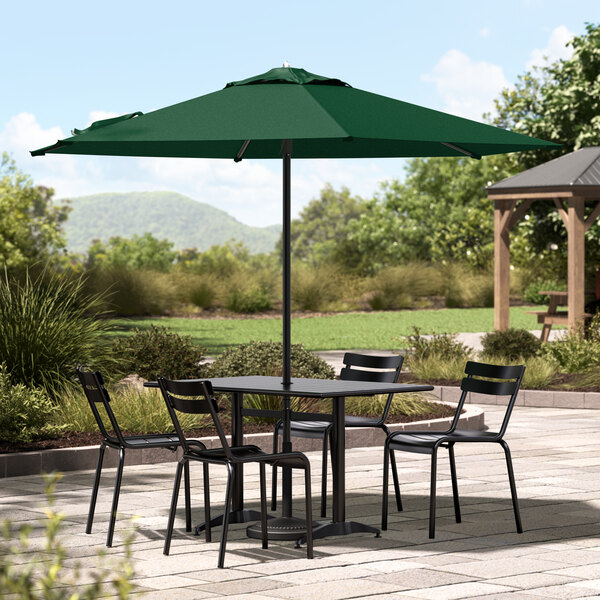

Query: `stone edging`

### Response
(0, 403, 483, 479)
(431, 385, 600, 410)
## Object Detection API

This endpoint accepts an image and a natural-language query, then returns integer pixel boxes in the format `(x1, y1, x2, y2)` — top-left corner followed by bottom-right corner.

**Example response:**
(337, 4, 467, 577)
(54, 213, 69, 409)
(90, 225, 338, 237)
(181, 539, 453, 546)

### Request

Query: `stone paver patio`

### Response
(2, 405, 600, 599)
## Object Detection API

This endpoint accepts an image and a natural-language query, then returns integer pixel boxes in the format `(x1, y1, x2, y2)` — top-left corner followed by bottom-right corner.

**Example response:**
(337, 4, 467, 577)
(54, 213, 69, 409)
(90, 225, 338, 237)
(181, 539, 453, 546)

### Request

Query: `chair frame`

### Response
(158, 377, 314, 568)
(271, 352, 404, 517)
(76, 368, 204, 547)
(381, 360, 525, 539)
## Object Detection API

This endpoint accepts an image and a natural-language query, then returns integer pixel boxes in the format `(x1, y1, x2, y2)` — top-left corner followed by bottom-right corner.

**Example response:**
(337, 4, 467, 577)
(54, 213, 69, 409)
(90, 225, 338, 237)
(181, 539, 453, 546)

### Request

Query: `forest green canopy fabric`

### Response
(32, 66, 558, 160)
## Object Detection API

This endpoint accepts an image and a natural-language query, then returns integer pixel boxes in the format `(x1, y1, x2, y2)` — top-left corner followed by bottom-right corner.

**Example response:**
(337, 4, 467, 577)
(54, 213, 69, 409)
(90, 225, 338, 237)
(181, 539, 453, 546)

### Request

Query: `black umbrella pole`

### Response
(282, 143, 292, 387)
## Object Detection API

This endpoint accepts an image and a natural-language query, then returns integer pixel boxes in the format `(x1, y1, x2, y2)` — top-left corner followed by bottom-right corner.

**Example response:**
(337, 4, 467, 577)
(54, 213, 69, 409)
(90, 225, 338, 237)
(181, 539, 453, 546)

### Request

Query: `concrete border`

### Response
(432, 385, 600, 410)
(0, 403, 483, 479)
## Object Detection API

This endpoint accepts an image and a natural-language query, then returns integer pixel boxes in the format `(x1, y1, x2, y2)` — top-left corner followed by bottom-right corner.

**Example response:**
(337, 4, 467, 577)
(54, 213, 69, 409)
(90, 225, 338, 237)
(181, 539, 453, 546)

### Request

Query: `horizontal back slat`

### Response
(340, 368, 397, 383)
(76, 369, 109, 403)
(465, 361, 524, 380)
(160, 378, 214, 398)
(169, 395, 218, 415)
(343, 352, 403, 370)
(461, 377, 518, 396)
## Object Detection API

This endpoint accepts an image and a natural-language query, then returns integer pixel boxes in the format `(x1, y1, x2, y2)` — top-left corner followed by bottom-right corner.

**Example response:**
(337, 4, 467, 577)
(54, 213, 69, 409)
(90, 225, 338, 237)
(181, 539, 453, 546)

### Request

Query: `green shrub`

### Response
(189, 280, 216, 309)
(408, 355, 469, 382)
(441, 263, 494, 308)
(0, 268, 112, 395)
(541, 328, 600, 373)
(0, 473, 136, 598)
(111, 325, 208, 380)
(0, 364, 66, 442)
(346, 393, 450, 418)
(292, 264, 342, 311)
(480, 328, 542, 360)
(225, 287, 272, 313)
(406, 327, 472, 362)
(209, 341, 334, 420)
(368, 264, 442, 310)
(84, 266, 177, 315)
(523, 279, 565, 304)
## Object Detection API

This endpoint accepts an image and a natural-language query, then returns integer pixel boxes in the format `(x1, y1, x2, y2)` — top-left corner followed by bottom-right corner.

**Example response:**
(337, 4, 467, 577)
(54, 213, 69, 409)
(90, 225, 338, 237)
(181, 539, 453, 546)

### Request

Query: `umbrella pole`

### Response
(282, 141, 292, 387)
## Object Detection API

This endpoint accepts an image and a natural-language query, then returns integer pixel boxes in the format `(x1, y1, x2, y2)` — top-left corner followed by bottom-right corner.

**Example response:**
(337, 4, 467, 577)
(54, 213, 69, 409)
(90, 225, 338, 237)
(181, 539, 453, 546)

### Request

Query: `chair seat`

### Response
(121, 433, 181, 447)
(188, 444, 308, 469)
(388, 429, 500, 454)
(277, 415, 383, 438)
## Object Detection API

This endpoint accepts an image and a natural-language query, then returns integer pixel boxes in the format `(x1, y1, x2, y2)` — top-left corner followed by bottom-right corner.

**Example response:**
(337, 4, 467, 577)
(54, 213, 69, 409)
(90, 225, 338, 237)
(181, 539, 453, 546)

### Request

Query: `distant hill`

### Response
(62, 191, 281, 254)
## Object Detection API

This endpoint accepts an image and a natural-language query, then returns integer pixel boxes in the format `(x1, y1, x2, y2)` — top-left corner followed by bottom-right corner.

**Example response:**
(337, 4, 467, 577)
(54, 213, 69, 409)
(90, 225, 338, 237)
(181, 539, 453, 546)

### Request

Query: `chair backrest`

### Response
(157, 378, 232, 459)
(340, 352, 404, 423)
(451, 361, 525, 438)
(76, 367, 126, 446)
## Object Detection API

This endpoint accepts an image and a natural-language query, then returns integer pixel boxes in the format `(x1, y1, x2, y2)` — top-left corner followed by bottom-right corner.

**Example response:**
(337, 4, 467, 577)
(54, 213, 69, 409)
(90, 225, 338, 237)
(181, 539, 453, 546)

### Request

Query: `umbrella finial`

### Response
(283, 60, 291, 68)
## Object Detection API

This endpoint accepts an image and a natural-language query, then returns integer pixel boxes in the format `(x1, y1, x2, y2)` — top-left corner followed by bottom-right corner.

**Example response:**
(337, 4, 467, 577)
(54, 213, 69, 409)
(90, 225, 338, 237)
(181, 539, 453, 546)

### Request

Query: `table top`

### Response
(145, 375, 433, 398)
(538, 290, 568, 299)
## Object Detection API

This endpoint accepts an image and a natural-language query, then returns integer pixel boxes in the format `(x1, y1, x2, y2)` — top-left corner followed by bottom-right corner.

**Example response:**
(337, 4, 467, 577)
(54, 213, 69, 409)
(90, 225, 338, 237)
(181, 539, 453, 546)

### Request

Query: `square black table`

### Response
(148, 376, 433, 542)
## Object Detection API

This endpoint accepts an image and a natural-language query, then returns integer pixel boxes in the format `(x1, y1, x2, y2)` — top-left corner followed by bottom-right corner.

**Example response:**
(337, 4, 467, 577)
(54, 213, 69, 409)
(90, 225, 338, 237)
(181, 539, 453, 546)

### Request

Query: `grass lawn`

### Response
(110, 306, 549, 354)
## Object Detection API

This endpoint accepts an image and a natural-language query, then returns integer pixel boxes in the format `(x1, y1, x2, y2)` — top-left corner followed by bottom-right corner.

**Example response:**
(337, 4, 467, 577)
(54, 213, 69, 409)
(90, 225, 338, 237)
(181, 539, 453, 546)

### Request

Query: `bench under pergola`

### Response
(487, 146, 600, 334)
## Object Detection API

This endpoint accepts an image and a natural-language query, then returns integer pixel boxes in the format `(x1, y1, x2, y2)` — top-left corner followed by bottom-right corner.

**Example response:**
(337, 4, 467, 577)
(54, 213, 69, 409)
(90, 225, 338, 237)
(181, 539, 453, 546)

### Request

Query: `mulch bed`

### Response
(0, 408, 455, 454)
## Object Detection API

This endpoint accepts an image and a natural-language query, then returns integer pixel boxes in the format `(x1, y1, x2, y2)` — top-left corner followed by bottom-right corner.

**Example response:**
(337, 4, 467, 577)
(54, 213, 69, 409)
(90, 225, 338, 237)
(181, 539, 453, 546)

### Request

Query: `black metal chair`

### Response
(381, 360, 525, 539)
(158, 377, 314, 568)
(76, 368, 205, 547)
(271, 352, 404, 517)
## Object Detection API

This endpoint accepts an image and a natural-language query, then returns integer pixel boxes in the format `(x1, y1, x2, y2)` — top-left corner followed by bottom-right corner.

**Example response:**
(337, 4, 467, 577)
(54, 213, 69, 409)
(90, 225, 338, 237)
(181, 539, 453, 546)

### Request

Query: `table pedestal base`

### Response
(246, 516, 319, 541)
(296, 520, 380, 545)
(194, 509, 269, 536)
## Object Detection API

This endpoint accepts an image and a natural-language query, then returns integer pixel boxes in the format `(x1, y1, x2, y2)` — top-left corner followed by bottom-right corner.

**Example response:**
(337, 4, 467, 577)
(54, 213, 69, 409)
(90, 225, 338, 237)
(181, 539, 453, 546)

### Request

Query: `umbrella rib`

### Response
(442, 142, 481, 160)
(234, 140, 251, 162)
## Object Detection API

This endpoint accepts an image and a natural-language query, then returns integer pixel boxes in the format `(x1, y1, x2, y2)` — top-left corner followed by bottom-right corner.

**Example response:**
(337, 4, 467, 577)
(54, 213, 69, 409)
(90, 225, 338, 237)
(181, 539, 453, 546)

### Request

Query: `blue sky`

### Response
(1, 1, 597, 226)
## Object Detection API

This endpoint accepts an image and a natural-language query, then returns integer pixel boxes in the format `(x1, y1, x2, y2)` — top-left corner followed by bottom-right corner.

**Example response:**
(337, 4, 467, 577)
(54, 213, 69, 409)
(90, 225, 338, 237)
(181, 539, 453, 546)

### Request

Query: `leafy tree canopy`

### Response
(86, 232, 176, 272)
(280, 184, 366, 265)
(0, 153, 70, 269)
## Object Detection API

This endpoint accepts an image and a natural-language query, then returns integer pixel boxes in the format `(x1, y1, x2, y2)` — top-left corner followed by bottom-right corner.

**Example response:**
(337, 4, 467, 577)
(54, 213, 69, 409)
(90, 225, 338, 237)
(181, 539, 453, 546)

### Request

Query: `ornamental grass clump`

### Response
(0, 268, 112, 396)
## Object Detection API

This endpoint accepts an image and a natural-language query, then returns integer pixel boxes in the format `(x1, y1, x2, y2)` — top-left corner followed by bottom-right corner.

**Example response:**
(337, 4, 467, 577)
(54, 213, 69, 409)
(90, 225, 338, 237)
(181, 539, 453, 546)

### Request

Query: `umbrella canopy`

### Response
(32, 66, 560, 385)
(32, 66, 558, 160)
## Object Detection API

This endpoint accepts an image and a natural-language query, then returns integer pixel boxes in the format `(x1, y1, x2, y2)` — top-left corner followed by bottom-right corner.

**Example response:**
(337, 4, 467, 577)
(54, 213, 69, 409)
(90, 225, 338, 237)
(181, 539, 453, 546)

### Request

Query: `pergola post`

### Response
(494, 199, 513, 330)
(567, 197, 586, 332)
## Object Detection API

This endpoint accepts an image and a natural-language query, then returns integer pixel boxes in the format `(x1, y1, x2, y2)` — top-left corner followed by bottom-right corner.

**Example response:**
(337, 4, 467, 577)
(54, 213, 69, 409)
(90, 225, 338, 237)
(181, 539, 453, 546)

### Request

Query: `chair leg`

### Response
(203, 462, 212, 543)
(304, 465, 313, 559)
(500, 440, 523, 534)
(429, 448, 438, 539)
(218, 464, 234, 569)
(448, 444, 461, 524)
(184, 461, 192, 533)
(271, 425, 280, 511)
(320, 432, 329, 518)
(381, 443, 390, 530)
(107, 447, 125, 548)
(259, 463, 268, 549)
(382, 426, 402, 512)
(164, 460, 184, 556)
(86, 443, 106, 535)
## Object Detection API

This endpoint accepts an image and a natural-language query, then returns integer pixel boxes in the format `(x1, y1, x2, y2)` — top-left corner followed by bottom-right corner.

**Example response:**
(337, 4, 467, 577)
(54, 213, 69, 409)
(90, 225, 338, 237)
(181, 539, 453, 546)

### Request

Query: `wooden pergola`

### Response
(487, 147, 600, 332)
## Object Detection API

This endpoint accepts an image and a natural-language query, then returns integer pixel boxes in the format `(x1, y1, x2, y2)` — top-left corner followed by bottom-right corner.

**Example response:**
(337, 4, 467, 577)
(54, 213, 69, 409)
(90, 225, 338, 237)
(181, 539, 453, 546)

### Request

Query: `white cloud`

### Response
(526, 25, 574, 71)
(421, 49, 510, 120)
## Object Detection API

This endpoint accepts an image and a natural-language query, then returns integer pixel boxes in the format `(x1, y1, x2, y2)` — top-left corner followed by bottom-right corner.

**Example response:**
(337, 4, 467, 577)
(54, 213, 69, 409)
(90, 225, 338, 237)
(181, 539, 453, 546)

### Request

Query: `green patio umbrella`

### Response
(31, 66, 560, 385)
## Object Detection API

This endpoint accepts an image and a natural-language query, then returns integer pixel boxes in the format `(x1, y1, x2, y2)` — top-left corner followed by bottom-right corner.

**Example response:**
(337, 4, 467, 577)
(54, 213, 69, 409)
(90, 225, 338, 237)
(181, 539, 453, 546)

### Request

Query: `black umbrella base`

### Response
(246, 517, 380, 543)
(246, 516, 320, 541)
(194, 509, 269, 536)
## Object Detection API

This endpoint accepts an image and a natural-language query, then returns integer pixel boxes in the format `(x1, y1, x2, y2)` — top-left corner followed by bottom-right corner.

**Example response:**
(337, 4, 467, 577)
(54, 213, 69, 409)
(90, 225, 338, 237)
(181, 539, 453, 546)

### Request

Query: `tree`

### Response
(345, 155, 515, 273)
(492, 22, 600, 277)
(278, 184, 366, 265)
(0, 153, 70, 269)
(86, 232, 176, 272)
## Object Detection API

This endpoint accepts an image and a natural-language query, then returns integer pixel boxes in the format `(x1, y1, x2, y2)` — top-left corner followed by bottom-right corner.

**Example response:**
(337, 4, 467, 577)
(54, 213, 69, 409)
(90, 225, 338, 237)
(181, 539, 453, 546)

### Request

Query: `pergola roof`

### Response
(488, 146, 600, 195)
